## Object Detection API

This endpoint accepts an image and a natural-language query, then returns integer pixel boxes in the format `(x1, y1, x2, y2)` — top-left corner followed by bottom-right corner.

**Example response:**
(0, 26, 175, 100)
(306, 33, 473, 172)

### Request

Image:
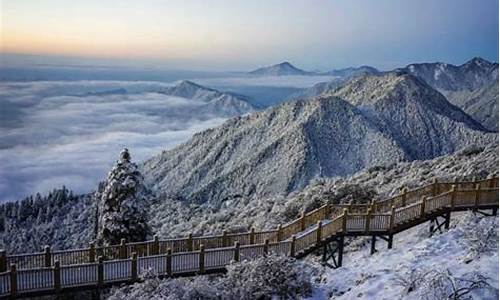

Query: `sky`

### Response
(1, 0, 498, 71)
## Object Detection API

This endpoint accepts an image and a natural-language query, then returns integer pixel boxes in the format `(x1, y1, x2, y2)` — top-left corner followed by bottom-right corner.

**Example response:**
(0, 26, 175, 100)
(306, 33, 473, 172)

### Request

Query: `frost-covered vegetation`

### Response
(0, 187, 95, 252)
(97, 148, 151, 245)
(106, 255, 316, 300)
(1, 143, 496, 254)
(148, 144, 498, 238)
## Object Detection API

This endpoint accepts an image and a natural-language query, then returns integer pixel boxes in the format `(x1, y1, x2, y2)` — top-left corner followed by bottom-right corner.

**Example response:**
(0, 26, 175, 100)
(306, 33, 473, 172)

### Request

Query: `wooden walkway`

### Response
(0, 176, 498, 299)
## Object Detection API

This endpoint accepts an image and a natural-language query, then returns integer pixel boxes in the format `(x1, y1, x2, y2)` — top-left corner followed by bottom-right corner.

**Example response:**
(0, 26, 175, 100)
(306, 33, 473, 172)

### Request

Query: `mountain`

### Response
(325, 72, 490, 159)
(400, 57, 499, 130)
(401, 57, 498, 91)
(286, 79, 345, 101)
(286, 66, 380, 101)
(322, 65, 380, 78)
(248, 62, 311, 76)
(142, 72, 494, 205)
(461, 82, 499, 131)
(159, 80, 257, 116)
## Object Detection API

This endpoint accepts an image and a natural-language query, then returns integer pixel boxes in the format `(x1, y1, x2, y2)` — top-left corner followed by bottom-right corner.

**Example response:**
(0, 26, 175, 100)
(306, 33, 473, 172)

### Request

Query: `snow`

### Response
(309, 212, 499, 300)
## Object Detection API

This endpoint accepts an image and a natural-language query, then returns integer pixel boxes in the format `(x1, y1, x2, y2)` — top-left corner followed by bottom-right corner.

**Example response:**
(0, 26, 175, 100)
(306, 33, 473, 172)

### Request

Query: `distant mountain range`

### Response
(158, 80, 258, 116)
(283, 58, 499, 130)
(248, 61, 380, 78)
(142, 72, 495, 204)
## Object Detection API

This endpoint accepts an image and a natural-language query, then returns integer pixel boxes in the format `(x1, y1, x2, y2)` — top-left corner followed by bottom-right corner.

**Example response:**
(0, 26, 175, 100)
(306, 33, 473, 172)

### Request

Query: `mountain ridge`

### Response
(141, 72, 495, 205)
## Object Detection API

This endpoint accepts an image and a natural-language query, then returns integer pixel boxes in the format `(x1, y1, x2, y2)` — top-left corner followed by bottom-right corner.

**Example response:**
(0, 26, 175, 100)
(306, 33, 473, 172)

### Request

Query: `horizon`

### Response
(1, 52, 498, 74)
(1, 0, 499, 71)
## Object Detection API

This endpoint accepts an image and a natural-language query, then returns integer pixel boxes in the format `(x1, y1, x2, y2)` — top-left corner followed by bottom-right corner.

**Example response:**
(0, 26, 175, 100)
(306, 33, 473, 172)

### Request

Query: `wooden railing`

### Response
(0, 176, 498, 298)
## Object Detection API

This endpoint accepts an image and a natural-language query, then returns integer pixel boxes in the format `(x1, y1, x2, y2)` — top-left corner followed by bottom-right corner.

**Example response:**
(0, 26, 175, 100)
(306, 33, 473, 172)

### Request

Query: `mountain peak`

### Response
(463, 57, 495, 69)
(249, 61, 310, 76)
(175, 80, 209, 90)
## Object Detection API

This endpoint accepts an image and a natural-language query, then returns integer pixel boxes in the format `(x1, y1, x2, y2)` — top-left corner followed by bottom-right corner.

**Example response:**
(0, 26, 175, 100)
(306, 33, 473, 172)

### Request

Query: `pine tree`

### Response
(97, 148, 150, 245)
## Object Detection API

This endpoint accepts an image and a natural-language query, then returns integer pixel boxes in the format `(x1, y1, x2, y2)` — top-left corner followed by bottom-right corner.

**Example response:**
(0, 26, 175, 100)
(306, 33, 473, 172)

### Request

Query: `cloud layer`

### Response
(0, 80, 228, 202)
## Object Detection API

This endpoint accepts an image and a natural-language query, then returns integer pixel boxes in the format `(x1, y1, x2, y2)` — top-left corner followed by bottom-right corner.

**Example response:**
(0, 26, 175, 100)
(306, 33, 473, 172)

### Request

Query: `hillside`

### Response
(146, 143, 498, 237)
(142, 72, 494, 205)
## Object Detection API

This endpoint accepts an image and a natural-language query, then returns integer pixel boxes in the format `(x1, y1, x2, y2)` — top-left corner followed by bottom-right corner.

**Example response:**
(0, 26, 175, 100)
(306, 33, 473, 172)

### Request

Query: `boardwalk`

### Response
(0, 176, 498, 299)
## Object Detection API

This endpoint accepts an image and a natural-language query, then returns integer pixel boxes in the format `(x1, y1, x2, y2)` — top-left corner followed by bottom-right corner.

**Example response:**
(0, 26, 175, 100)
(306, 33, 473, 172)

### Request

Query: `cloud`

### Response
(0, 80, 227, 202)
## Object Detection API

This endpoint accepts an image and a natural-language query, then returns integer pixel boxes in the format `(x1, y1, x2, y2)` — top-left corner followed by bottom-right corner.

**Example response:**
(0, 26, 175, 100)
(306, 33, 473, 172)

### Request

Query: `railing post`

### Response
(44, 245, 51, 267)
(324, 204, 330, 219)
(263, 239, 269, 256)
(10, 264, 17, 297)
(348, 200, 353, 213)
(97, 256, 104, 287)
(316, 221, 323, 246)
(151, 235, 160, 255)
(389, 206, 395, 233)
(0, 250, 6, 272)
(450, 185, 456, 210)
(401, 187, 408, 207)
(365, 208, 372, 233)
(489, 174, 496, 188)
(198, 244, 205, 274)
(119, 238, 127, 259)
(233, 242, 240, 262)
(89, 242, 96, 263)
(53, 260, 61, 292)
(290, 235, 296, 257)
(277, 224, 283, 242)
(474, 184, 480, 209)
(186, 233, 193, 252)
(131, 252, 138, 281)
(300, 211, 306, 231)
(222, 230, 228, 247)
(166, 248, 172, 277)
(342, 209, 348, 233)
(249, 228, 255, 244)
(432, 178, 438, 196)
(420, 196, 427, 219)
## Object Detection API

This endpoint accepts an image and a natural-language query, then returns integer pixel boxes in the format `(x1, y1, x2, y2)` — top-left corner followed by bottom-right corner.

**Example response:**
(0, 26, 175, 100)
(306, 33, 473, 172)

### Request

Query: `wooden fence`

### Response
(0, 176, 498, 298)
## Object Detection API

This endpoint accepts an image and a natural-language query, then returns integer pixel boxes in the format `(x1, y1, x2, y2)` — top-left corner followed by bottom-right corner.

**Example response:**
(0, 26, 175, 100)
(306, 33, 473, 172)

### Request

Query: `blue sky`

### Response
(1, 0, 499, 70)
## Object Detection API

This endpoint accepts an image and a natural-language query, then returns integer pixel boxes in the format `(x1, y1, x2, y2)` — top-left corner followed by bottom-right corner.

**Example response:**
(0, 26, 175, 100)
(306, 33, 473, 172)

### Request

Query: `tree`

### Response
(97, 148, 150, 245)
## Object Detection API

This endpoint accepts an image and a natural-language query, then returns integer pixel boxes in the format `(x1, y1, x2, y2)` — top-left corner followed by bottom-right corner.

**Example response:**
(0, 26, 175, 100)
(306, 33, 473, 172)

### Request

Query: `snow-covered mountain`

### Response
(401, 57, 498, 91)
(400, 57, 499, 130)
(248, 62, 312, 76)
(321, 65, 380, 78)
(142, 72, 494, 205)
(159, 80, 257, 116)
(286, 78, 346, 101)
(286, 66, 379, 101)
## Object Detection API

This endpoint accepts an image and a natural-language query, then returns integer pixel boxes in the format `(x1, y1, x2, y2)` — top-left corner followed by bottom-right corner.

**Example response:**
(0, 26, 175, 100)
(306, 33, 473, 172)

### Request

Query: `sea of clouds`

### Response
(0, 80, 230, 202)
(0, 75, 334, 202)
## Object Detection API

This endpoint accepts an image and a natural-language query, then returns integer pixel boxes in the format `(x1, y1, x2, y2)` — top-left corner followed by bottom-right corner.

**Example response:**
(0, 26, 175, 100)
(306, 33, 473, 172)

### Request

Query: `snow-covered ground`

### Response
(309, 212, 499, 300)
